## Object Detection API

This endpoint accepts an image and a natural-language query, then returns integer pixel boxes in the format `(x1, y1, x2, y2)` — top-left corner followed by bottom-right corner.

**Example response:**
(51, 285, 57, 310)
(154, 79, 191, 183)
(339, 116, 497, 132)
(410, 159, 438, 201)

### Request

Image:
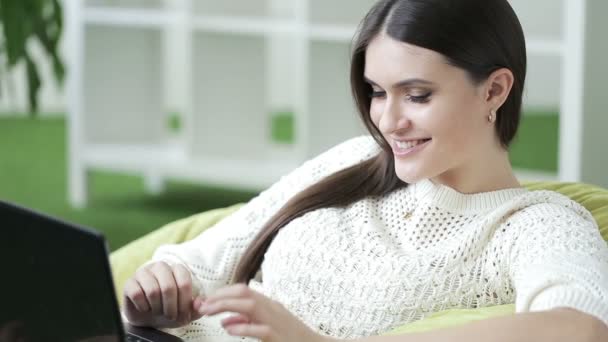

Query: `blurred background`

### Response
(1, 0, 605, 251)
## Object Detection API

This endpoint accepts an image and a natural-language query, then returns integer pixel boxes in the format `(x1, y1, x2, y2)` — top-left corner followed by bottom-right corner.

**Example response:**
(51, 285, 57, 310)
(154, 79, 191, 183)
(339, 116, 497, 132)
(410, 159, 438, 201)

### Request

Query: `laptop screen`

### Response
(0, 201, 123, 342)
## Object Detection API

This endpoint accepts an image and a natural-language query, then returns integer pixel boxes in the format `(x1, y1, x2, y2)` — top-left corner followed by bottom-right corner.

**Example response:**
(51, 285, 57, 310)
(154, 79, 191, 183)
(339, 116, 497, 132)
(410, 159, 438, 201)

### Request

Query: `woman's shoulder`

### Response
(305, 135, 381, 170)
(269, 135, 381, 194)
(504, 189, 597, 229)
(320, 135, 381, 158)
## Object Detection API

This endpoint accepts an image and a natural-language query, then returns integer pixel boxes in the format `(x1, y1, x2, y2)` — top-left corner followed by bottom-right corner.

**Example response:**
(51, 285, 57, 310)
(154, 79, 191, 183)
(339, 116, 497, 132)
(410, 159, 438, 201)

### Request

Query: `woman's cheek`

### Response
(369, 101, 383, 126)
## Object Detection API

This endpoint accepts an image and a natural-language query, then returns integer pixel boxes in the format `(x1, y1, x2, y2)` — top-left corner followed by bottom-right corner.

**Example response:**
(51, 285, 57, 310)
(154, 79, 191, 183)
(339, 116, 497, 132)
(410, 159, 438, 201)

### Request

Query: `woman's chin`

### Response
(394, 168, 426, 184)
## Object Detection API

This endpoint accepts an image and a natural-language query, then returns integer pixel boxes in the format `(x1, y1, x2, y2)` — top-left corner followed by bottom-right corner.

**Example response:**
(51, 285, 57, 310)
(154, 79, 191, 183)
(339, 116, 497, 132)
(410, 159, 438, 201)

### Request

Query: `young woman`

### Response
(122, 0, 608, 341)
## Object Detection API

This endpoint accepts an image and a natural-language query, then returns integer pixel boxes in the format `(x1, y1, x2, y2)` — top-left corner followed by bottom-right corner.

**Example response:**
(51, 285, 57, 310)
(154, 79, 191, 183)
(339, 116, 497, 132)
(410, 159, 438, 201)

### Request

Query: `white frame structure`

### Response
(66, 0, 598, 208)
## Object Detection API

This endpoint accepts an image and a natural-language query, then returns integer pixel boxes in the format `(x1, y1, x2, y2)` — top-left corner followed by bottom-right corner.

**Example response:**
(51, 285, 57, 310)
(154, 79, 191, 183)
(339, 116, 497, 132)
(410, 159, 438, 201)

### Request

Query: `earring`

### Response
(488, 109, 496, 123)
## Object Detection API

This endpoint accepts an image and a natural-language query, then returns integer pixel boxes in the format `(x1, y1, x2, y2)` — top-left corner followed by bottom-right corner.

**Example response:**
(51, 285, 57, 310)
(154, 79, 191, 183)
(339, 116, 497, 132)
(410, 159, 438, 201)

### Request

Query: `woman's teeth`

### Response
(395, 139, 427, 149)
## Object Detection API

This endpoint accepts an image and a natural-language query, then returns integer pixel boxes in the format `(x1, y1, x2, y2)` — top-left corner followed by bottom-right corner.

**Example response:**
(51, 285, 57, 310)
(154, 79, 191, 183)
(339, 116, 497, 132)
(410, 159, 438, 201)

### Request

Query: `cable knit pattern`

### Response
(147, 136, 608, 341)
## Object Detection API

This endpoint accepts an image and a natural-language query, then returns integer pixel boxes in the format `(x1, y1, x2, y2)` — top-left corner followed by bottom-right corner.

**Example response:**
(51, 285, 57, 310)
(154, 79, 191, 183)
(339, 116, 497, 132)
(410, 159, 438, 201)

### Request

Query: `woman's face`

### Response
(364, 33, 498, 185)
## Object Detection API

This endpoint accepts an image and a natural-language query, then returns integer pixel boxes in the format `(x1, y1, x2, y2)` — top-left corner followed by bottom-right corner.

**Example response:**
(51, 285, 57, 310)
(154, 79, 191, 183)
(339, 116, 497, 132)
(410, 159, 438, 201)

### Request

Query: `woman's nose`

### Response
(379, 97, 411, 133)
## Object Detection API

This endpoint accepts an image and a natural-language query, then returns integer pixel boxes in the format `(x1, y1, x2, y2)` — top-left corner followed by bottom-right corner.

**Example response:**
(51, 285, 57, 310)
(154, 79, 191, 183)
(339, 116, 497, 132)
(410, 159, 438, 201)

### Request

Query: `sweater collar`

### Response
(413, 178, 528, 213)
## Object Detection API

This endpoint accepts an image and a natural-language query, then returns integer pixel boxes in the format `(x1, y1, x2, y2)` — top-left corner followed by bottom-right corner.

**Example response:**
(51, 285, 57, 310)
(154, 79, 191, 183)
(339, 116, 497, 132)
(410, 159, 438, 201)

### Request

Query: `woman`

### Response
(122, 0, 608, 341)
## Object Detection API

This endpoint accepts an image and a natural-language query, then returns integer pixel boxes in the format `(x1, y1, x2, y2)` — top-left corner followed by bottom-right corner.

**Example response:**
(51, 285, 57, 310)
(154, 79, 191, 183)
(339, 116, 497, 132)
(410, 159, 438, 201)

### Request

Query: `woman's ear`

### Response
(485, 68, 514, 111)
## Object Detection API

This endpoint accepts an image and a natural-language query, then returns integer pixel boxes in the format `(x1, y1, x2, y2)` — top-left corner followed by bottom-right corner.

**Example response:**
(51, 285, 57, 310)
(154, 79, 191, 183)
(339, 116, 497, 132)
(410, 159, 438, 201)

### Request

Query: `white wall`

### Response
(509, 0, 563, 111)
(158, 0, 568, 114)
(0, 0, 566, 115)
(580, 0, 608, 188)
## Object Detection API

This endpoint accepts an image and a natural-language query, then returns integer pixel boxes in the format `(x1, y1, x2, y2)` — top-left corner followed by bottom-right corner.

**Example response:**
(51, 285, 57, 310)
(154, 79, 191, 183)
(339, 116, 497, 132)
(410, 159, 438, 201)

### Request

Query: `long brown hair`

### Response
(232, 0, 526, 284)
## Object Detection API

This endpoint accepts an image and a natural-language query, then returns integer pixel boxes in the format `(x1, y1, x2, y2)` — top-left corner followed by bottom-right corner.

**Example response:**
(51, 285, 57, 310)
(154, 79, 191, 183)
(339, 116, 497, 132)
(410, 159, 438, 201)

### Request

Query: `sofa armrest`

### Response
(383, 304, 515, 335)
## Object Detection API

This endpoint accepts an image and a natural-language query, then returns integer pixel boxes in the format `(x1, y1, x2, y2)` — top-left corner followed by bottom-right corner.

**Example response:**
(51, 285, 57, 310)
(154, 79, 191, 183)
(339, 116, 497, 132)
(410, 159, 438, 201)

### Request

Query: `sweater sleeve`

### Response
(149, 135, 381, 297)
(507, 196, 608, 326)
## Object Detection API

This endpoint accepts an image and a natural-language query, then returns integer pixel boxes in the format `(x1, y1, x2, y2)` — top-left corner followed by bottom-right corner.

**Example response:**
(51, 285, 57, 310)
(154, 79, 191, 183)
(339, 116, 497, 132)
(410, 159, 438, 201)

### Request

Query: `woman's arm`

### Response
(148, 136, 381, 296)
(351, 308, 608, 342)
(354, 200, 608, 342)
(121, 137, 381, 330)
(199, 285, 608, 342)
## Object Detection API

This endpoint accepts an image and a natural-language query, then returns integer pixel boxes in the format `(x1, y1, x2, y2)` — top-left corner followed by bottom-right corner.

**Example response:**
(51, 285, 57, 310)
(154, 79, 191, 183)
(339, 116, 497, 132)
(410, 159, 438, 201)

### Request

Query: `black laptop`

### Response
(0, 200, 184, 342)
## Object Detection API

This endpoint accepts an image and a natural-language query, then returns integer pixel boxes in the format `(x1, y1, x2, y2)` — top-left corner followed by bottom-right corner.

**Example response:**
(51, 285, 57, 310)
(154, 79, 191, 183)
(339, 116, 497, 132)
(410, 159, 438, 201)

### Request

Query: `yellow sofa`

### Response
(110, 181, 608, 335)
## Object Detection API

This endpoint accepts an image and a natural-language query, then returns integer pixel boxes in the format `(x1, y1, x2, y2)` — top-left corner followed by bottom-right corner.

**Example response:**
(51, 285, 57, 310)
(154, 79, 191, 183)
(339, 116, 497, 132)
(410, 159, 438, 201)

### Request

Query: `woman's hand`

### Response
(122, 261, 205, 328)
(199, 284, 334, 342)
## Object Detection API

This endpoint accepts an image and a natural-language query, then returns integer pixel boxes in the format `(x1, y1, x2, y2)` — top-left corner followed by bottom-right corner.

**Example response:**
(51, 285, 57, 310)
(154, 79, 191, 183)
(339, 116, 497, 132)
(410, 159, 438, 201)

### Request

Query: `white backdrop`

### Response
(0, 0, 563, 116)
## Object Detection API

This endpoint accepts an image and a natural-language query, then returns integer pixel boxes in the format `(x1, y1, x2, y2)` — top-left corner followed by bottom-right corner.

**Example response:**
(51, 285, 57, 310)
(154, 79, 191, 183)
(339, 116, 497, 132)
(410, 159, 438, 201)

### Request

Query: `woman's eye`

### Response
(368, 90, 431, 102)
(369, 90, 386, 98)
(408, 92, 432, 104)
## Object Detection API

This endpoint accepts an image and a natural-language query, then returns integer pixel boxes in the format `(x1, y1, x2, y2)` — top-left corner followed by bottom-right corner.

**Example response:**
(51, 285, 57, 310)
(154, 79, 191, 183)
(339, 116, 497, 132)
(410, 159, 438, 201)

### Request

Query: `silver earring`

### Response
(488, 110, 496, 123)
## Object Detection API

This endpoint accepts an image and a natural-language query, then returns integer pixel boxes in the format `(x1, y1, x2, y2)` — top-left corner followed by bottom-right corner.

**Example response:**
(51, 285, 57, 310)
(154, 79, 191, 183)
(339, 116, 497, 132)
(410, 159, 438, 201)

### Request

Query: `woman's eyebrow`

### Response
(364, 76, 435, 89)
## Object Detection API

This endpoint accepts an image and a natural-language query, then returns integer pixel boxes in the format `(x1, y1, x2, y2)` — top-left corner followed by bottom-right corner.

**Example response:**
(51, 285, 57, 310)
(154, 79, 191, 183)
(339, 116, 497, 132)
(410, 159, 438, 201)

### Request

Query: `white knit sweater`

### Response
(152, 136, 608, 341)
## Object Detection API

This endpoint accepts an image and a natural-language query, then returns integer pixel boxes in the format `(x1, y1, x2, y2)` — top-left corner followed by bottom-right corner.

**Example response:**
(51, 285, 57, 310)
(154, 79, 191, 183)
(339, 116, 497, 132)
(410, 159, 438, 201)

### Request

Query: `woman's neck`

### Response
(430, 148, 520, 195)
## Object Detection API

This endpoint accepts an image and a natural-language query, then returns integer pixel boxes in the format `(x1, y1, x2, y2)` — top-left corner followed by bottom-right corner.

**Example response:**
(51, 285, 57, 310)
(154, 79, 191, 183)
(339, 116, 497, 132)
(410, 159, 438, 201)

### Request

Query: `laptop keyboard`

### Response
(125, 332, 153, 342)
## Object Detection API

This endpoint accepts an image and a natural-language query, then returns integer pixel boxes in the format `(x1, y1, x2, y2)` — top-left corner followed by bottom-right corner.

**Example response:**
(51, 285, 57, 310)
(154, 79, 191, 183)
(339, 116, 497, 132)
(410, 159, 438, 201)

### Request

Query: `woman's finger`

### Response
(221, 313, 251, 327)
(190, 296, 206, 321)
(149, 262, 179, 321)
(123, 277, 150, 312)
(134, 268, 163, 315)
(192, 296, 205, 311)
(206, 284, 251, 302)
(201, 298, 257, 317)
(224, 323, 274, 341)
(172, 264, 193, 322)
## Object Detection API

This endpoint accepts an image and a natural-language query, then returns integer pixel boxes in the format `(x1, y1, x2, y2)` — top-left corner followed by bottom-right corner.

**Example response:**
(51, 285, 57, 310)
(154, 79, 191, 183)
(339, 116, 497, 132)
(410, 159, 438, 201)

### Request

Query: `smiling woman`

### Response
(363, 36, 519, 192)
(119, 1, 608, 341)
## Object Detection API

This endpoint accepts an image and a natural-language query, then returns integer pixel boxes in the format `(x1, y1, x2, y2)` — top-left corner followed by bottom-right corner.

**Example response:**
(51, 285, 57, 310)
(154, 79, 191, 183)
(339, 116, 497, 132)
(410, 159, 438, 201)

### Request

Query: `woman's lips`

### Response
(392, 139, 432, 157)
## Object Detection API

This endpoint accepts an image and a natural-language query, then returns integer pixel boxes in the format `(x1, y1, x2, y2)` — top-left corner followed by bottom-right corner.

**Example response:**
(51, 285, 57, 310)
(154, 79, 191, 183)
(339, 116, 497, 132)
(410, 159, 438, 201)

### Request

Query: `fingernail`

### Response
(198, 303, 207, 314)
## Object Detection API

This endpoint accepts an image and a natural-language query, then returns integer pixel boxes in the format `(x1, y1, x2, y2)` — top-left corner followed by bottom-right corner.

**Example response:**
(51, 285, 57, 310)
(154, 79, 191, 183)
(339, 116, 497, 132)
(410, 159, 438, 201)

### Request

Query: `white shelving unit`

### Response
(510, 0, 564, 182)
(66, 0, 590, 207)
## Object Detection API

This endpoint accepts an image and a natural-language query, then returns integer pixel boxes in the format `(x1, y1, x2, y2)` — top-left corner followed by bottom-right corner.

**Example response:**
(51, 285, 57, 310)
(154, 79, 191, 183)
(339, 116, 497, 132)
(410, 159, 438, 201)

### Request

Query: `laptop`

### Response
(0, 200, 184, 342)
